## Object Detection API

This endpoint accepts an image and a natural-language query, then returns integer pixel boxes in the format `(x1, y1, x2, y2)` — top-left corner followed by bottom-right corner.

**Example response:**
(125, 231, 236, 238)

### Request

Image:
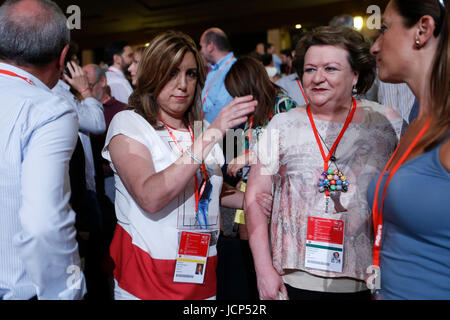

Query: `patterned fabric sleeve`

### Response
(273, 93, 298, 116)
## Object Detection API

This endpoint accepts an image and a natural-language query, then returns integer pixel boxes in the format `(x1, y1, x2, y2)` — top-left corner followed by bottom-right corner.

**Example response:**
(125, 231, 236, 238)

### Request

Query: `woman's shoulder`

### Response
(359, 99, 403, 120)
(110, 109, 152, 126)
(358, 99, 405, 129)
(269, 104, 307, 127)
(110, 109, 138, 123)
(108, 109, 158, 139)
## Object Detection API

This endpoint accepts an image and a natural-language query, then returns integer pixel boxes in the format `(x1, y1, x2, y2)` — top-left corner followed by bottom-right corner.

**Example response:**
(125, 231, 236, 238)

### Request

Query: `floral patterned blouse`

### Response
(254, 100, 405, 281)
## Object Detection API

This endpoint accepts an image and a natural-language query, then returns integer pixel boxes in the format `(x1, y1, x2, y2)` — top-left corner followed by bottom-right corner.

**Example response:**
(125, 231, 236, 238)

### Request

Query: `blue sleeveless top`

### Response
(367, 137, 450, 300)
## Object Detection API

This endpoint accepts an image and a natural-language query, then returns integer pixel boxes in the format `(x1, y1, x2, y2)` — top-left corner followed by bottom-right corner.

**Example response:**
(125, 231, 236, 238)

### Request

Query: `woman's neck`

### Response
(309, 97, 354, 122)
(405, 40, 437, 122)
(159, 112, 187, 130)
(407, 72, 433, 122)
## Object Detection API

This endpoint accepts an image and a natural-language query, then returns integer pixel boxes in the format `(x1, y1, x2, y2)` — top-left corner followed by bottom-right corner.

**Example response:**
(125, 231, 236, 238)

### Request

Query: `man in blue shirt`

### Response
(199, 28, 236, 124)
(0, 0, 86, 300)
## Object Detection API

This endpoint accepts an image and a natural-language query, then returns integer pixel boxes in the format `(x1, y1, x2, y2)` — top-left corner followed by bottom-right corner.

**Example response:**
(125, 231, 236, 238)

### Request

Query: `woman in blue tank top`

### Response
(368, 0, 450, 299)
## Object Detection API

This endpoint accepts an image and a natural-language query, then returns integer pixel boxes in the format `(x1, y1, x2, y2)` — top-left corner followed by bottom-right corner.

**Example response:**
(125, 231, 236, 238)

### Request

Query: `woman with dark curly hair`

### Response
(102, 31, 256, 300)
(245, 26, 405, 300)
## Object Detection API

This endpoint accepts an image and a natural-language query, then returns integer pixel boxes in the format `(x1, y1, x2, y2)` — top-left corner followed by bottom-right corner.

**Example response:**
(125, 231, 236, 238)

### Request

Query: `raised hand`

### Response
(208, 95, 257, 137)
(63, 61, 92, 98)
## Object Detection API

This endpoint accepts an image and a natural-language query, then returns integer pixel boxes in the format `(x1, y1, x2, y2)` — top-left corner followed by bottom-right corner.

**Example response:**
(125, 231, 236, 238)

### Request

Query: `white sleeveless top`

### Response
(102, 110, 224, 300)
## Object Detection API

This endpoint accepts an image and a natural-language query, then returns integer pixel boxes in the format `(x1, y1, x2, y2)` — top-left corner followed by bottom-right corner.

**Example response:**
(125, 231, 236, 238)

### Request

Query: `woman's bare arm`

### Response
(108, 96, 257, 214)
(245, 161, 288, 300)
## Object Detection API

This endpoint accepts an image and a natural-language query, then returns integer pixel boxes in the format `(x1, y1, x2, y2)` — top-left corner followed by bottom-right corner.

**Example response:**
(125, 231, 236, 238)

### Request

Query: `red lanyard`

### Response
(202, 55, 234, 105)
(0, 69, 35, 86)
(296, 78, 308, 103)
(371, 118, 431, 267)
(306, 98, 357, 197)
(160, 118, 209, 212)
(244, 110, 275, 153)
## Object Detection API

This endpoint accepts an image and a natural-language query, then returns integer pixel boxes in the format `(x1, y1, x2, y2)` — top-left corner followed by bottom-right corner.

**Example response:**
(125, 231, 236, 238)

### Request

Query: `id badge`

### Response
(173, 231, 211, 284)
(305, 216, 345, 273)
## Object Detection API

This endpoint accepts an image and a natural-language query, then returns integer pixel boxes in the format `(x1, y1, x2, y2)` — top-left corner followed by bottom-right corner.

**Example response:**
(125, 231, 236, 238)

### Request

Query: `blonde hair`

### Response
(128, 31, 205, 130)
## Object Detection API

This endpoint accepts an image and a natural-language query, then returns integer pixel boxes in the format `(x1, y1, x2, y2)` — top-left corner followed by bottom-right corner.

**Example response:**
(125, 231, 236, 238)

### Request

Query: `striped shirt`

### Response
(0, 62, 86, 300)
(377, 81, 415, 124)
(52, 80, 106, 192)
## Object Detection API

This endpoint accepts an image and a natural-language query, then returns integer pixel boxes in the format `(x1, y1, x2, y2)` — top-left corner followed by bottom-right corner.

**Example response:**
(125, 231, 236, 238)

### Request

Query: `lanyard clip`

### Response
(325, 195, 330, 214)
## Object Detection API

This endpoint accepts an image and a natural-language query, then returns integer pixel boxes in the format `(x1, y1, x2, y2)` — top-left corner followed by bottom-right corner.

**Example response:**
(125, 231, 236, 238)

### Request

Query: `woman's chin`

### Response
(309, 97, 329, 107)
(378, 70, 403, 85)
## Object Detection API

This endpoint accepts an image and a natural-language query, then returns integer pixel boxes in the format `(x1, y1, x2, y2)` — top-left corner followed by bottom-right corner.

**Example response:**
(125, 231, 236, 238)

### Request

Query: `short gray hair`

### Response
(0, 0, 70, 66)
(91, 64, 106, 83)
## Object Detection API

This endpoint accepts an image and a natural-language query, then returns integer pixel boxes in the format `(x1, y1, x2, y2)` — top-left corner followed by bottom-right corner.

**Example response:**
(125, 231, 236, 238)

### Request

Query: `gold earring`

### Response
(415, 39, 421, 48)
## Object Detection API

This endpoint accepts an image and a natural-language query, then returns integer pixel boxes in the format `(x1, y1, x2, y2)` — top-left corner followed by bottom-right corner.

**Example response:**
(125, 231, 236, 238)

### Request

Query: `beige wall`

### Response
(267, 28, 292, 54)
(81, 49, 94, 66)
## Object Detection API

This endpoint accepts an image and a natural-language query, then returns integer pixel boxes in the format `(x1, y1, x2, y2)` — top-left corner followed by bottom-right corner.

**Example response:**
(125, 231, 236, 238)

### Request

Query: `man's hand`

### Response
(63, 61, 93, 99)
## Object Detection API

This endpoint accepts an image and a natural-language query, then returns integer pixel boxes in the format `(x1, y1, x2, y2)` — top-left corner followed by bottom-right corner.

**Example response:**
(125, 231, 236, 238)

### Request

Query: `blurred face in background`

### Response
(118, 45, 134, 72)
(83, 65, 107, 101)
(128, 50, 142, 86)
(199, 33, 214, 65)
(255, 43, 265, 55)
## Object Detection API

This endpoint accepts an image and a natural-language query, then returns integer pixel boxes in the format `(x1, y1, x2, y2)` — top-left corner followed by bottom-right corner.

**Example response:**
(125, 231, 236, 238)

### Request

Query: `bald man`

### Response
(199, 27, 236, 124)
(0, 0, 86, 299)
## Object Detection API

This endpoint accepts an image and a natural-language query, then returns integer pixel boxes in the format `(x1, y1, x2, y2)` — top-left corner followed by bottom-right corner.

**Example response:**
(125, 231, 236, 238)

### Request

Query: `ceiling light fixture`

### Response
(353, 16, 363, 31)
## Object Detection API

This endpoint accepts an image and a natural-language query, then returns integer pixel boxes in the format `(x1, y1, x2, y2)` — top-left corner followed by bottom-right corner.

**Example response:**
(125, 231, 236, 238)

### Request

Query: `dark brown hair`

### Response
(293, 26, 376, 95)
(225, 56, 281, 128)
(393, 0, 449, 150)
(128, 31, 205, 130)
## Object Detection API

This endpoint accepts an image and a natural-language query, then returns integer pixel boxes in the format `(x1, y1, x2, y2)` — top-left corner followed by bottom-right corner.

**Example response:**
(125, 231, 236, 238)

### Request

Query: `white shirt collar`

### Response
(56, 79, 70, 91)
(0, 62, 50, 91)
(108, 66, 125, 78)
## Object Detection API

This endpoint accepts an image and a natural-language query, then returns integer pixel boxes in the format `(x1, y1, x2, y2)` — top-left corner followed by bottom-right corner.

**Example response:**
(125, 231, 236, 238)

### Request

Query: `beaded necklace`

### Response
(307, 98, 357, 213)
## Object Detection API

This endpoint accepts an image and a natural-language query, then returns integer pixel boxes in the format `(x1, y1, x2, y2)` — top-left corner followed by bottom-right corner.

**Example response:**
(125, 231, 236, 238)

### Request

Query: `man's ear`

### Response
(207, 41, 215, 54)
(58, 44, 69, 71)
(100, 76, 107, 88)
(113, 53, 122, 66)
(416, 15, 437, 47)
